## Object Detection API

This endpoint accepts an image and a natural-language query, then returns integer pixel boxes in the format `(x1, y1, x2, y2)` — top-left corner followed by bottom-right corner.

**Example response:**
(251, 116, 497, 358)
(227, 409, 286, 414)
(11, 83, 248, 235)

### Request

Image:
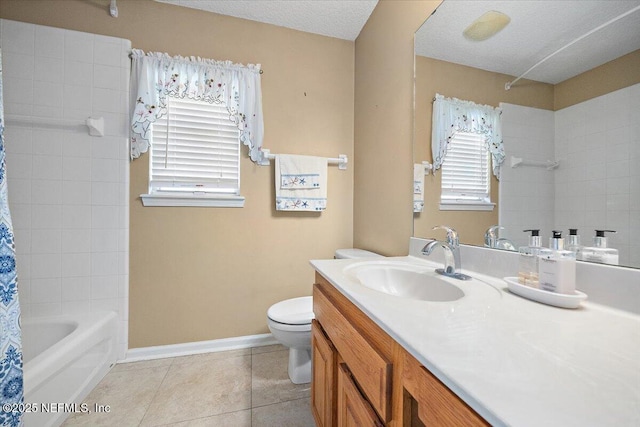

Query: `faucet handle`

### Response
(432, 225, 459, 246)
(486, 225, 503, 236)
(484, 225, 504, 247)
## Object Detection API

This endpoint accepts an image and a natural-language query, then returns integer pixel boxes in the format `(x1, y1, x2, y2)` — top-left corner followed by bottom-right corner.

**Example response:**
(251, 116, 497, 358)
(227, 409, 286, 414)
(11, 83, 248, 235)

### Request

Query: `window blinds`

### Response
(441, 132, 490, 203)
(150, 97, 240, 194)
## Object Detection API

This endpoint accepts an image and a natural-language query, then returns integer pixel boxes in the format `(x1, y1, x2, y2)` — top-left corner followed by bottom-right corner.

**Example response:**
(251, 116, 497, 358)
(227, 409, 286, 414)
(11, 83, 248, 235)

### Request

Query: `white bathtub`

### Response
(22, 311, 118, 427)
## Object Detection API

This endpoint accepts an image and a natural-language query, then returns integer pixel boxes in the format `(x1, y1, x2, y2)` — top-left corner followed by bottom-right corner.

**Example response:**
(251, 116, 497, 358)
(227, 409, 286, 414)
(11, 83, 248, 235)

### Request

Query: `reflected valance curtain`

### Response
(431, 93, 505, 179)
(130, 49, 264, 162)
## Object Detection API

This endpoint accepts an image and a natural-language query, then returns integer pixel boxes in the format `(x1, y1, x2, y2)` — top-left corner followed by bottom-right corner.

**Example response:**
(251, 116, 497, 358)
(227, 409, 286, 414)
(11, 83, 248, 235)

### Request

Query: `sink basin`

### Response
(343, 261, 465, 302)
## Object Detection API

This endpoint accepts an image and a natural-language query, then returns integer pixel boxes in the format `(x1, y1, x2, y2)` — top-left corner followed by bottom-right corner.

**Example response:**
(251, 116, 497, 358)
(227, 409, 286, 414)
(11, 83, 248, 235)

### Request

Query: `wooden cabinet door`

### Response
(314, 282, 392, 422)
(401, 341, 488, 426)
(312, 320, 336, 427)
(337, 363, 384, 427)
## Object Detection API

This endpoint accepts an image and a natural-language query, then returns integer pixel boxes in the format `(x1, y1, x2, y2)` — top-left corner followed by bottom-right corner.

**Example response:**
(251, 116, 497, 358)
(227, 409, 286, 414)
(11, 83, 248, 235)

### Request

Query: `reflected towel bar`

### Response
(422, 161, 433, 175)
(510, 156, 559, 170)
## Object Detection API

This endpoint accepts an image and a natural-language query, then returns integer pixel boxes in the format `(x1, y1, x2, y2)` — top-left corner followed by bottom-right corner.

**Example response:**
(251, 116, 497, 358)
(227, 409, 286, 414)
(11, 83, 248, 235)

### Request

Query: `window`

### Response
(140, 96, 245, 207)
(440, 132, 494, 211)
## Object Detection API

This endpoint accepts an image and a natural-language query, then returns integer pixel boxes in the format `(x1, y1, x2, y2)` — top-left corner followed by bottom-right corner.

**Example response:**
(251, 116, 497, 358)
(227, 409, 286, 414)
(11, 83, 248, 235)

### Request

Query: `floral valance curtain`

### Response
(130, 49, 264, 162)
(431, 93, 505, 179)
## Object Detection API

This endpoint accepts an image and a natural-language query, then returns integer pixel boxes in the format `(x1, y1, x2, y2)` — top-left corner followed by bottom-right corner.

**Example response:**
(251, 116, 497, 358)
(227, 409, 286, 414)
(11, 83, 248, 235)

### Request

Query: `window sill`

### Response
(439, 202, 495, 211)
(140, 193, 245, 208)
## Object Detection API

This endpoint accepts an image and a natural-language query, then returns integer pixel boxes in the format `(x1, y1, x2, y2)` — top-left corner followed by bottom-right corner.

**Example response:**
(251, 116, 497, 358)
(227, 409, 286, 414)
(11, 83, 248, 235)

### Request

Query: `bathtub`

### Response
(22, 311, 118, 427)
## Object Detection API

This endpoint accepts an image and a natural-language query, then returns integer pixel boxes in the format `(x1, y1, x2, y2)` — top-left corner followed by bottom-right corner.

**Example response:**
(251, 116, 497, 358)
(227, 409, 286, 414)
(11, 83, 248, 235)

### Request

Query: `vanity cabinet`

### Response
(312, 272, 488, 426)
(337, 363, 384, 426)
(311, 319, 336, 427)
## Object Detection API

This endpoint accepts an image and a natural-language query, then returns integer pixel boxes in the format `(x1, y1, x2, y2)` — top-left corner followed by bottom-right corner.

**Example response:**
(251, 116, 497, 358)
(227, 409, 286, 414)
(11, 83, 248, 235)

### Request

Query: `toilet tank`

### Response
(334, 248, 383, 259)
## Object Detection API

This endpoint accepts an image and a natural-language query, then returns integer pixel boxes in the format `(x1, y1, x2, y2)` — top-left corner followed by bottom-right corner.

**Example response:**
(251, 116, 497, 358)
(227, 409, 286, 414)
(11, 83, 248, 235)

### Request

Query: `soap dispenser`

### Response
(566, 228, 583, 259)
(518, 229, 543, 288)
(581, 230, 619, 265)
(538, 231, 576, 294)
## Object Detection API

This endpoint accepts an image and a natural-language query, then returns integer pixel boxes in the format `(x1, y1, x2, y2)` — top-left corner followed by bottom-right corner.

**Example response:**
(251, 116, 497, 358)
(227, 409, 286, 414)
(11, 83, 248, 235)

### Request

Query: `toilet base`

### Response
(288, 347, 312, 384)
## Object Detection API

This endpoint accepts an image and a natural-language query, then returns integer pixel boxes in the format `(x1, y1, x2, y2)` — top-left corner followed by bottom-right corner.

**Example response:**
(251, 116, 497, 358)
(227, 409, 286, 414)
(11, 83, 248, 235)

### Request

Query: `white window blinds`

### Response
(150, 96, 240, 195)
(441, 132, 490, 204)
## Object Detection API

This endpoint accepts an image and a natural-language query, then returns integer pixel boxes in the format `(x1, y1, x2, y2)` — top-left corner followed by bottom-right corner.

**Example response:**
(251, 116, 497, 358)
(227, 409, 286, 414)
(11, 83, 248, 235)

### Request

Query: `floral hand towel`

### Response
(276, 155, 327, 211)
(414, 163, 425, 213)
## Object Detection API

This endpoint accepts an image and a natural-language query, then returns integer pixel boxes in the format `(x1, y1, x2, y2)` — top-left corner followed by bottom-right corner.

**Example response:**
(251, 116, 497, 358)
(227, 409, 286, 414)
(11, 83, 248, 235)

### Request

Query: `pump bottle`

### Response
(581, 230, 618, 265)
(566, 228, 583, 259)
(518, 229, 543, 288)
(538, 231, 576, 294)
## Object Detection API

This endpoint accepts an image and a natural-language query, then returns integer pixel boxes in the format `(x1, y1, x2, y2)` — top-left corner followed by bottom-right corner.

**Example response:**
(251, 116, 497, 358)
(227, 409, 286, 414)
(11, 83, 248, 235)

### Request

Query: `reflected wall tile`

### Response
(1, 19, 35, 54)
(64, 31, 93, 63)
(35, 25, 64, 59)
(2, 51, 34, 81)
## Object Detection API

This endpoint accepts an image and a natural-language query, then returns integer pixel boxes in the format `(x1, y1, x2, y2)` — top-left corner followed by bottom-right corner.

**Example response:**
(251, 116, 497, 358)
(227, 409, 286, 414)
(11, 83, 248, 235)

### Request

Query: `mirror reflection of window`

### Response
(440, 132, 491, 208)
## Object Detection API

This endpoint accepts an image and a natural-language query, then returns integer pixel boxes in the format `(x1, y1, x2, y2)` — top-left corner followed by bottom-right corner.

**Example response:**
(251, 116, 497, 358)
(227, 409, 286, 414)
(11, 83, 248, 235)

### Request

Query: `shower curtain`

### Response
(0, 48, 24, 427)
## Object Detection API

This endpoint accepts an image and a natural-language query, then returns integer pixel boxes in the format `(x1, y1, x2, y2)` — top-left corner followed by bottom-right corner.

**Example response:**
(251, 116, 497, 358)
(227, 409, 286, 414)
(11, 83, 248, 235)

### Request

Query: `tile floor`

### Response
(62, 345, 315, 427)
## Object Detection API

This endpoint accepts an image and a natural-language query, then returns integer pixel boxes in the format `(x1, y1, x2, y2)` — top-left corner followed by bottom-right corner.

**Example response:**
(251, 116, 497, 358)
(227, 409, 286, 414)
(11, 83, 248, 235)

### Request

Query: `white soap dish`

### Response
(503, 277, 587, 309)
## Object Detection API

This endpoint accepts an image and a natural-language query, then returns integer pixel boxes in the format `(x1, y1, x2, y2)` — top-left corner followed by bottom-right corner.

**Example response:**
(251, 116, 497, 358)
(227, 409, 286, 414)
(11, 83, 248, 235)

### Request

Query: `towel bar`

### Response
(4, 114, 104, 137)
(258, 149, 348, 170)
(510, 156, 559, 170)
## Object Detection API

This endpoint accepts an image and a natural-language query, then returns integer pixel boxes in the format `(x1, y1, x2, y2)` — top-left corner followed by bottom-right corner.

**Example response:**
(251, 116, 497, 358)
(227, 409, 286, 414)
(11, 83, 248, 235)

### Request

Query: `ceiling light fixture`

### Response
(463, 10, 510, 41)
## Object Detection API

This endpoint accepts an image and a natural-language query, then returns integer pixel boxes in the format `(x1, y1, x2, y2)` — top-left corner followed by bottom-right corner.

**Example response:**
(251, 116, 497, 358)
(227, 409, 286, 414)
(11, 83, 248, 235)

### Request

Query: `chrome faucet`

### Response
(484, 225, 517, 251)
(421, 225, 471, 280)
(484, 225, 503, 248)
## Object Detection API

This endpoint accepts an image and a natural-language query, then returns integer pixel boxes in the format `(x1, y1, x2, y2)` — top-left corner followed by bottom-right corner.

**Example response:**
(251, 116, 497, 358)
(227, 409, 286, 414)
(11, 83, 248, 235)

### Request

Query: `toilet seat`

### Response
(267, 296, 314, 325)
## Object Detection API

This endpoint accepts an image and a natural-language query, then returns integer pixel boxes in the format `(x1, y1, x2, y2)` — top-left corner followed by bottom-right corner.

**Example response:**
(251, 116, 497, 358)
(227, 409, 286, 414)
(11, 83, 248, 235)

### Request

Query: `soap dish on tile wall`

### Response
(503, 277, 588, 309)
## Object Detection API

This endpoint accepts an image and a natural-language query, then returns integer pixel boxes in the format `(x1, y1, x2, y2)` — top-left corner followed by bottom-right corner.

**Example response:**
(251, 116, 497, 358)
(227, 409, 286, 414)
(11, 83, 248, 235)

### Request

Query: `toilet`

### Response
(267, 248, 382, 384)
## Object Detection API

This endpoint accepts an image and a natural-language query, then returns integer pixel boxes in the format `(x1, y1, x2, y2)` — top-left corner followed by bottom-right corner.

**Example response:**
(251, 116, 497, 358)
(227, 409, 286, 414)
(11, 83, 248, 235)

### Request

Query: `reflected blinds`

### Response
(441, 132, 490, 203)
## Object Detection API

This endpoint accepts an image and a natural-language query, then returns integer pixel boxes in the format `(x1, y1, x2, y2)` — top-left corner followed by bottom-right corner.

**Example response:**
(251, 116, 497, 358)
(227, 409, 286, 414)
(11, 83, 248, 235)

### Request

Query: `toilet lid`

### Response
(268, 296, 314, 325)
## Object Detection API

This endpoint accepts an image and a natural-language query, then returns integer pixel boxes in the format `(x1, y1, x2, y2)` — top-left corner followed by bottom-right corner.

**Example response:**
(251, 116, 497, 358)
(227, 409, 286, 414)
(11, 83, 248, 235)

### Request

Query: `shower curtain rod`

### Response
(505, 4, 640, 90)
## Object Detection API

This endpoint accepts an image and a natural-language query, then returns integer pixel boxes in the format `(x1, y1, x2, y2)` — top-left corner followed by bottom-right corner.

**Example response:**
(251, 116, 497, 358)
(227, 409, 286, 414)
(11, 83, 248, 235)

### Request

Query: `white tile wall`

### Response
(499, 83, 640, 267)
(555, 83, 640, 267)
(499, 103, 556, 249)
(1, 19, 130, 358)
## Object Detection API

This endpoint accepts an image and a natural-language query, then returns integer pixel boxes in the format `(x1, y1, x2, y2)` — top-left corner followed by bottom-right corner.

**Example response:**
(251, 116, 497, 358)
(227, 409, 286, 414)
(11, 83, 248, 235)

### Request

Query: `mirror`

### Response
(414, 0, 640, 268)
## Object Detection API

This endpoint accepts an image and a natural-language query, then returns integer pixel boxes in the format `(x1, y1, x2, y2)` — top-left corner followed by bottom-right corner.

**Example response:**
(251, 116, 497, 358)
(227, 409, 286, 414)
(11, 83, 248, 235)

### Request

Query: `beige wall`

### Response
(0, 0, 355, 348)
(354, 0, 441, 256)
(554, 49, 640, 110)
(414, 57, 554, 245)
(352, 0, 554, 251)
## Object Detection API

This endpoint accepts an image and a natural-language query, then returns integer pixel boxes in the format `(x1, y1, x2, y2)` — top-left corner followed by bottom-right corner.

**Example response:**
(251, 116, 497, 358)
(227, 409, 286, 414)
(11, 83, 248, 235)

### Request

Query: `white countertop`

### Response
(310, 255, 640, 427)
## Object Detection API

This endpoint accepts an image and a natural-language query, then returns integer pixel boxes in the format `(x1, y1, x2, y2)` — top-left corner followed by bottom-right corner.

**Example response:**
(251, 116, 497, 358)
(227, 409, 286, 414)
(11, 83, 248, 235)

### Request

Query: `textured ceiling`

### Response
(155, 0, 378, 41)
(154, 0, 639, 84)
(415, 1, 640, 85)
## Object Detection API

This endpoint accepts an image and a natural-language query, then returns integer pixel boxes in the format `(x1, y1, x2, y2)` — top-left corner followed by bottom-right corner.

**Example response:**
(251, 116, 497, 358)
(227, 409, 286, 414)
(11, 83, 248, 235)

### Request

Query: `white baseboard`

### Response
(120, 333, 279, 363)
